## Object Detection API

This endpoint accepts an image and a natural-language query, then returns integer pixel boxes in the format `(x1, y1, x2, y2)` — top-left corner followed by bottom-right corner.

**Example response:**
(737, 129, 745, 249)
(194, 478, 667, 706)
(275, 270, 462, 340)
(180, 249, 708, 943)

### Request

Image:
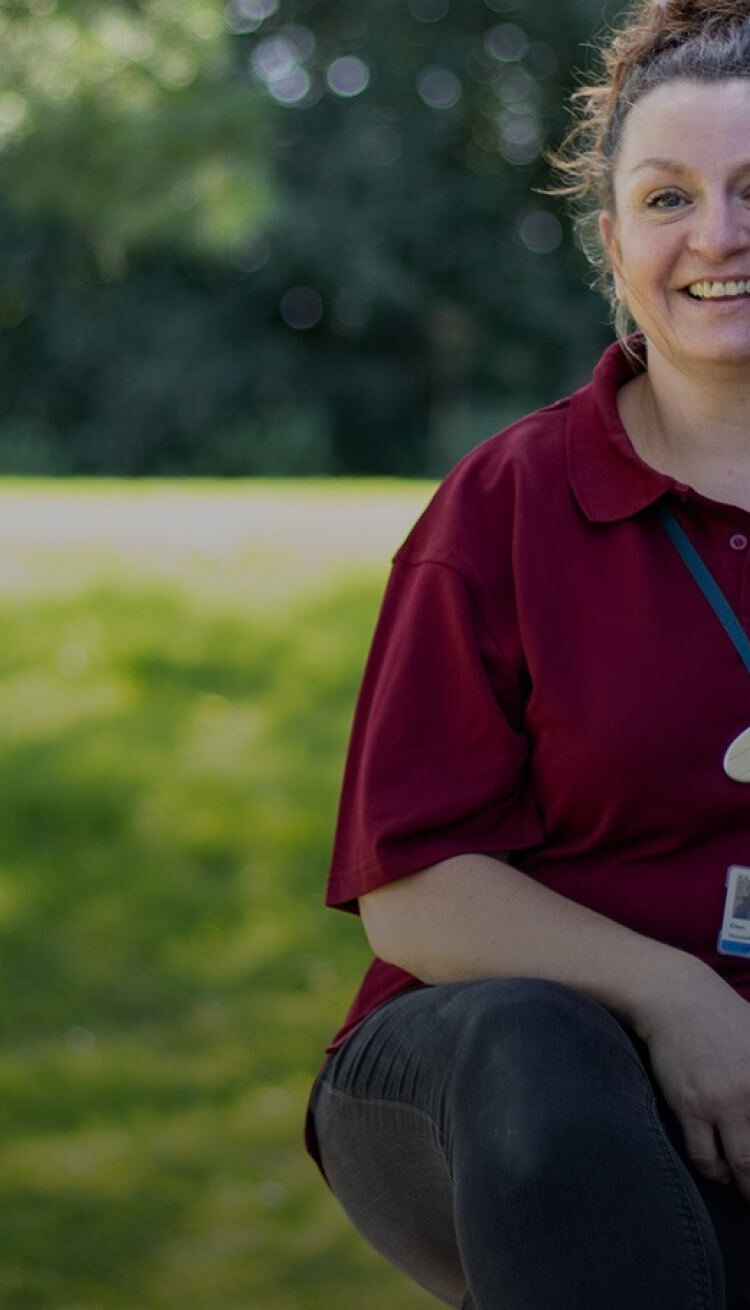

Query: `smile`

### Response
(686, 279, 750, 299)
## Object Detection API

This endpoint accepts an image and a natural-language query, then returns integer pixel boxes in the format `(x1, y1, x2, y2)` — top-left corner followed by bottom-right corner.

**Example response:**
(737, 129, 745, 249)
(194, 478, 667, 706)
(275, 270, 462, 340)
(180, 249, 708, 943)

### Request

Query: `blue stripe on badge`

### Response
(717, 937, 750, 957)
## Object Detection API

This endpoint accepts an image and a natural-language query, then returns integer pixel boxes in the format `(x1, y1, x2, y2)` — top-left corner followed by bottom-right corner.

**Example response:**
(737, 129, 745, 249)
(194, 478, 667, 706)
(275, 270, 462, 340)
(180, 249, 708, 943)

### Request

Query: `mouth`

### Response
(685, 278, 750, 300)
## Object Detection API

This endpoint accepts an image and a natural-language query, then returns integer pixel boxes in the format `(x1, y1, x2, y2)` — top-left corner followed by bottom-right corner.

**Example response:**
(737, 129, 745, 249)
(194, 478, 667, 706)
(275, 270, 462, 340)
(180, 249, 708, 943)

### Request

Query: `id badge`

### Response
(717, 865, 750, 957)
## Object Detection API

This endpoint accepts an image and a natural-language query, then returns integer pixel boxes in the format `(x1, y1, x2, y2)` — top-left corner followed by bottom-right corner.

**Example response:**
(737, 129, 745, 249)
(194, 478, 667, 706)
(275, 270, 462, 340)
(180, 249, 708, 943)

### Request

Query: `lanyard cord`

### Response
(658, 503, 750, 678)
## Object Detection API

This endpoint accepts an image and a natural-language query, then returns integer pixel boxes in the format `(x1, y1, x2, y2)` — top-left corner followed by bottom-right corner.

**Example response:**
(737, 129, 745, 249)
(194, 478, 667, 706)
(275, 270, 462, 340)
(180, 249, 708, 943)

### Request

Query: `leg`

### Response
(311, 1000, 467, 1305)
(654, 1093, 750, 1309)
(310, 978, 730, 1309)
(698, 1181, 750, 1310)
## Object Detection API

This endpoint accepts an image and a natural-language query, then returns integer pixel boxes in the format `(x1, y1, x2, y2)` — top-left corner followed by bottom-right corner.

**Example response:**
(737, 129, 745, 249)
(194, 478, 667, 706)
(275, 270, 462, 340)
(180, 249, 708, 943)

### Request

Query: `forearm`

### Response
(359, 853, 709, 1040)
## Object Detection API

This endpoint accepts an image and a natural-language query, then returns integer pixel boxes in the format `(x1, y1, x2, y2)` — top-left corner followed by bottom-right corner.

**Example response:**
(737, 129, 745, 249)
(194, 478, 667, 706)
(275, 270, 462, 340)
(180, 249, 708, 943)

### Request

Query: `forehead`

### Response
(616, 76, 750, 174)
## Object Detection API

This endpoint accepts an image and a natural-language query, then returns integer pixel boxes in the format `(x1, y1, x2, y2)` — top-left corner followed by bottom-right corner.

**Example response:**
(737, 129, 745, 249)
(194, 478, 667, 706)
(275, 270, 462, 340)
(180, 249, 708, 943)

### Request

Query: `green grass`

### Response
(0, 479, 441, 1310)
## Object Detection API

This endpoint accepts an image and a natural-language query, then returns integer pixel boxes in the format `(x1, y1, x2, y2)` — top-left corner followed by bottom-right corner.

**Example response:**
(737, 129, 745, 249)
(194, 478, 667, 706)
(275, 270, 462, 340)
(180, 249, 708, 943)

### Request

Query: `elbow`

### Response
(359, 876, 440, 981)
(359, 881, 424, 974)
(358, 854, 509, 984)
(359, 886, 402, 964)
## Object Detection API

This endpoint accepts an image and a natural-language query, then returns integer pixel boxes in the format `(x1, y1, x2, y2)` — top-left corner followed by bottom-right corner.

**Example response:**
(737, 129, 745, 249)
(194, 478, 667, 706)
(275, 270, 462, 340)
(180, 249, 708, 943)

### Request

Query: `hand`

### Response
(639, 961, 750, 1201)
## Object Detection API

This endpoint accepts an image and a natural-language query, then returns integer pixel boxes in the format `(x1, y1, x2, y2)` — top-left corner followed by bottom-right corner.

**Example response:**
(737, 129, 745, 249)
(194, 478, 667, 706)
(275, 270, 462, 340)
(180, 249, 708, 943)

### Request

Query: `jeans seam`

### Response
(645, 1093, 717, 1310)
(316, 1080, 453, 1173)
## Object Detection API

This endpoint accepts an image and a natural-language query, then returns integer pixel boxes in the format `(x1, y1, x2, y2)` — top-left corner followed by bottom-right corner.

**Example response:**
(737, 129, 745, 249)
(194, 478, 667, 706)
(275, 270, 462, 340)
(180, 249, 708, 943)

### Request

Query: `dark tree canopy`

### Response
(0, 0, 621, 476)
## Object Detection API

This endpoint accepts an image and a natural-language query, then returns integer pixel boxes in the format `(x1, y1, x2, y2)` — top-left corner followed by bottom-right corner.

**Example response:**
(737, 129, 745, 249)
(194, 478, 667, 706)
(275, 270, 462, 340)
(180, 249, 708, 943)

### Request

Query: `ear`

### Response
(599, 210, 625, 302)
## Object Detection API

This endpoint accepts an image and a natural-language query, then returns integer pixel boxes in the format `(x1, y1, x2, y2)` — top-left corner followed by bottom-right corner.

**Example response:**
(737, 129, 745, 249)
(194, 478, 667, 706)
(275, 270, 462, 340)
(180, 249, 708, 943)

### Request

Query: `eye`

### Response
(645, 189, 687, 210)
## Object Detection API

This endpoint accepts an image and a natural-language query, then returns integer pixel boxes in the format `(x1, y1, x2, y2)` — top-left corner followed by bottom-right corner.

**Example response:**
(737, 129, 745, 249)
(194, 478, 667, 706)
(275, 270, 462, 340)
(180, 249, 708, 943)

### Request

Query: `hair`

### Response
(549, 0, 750, 339)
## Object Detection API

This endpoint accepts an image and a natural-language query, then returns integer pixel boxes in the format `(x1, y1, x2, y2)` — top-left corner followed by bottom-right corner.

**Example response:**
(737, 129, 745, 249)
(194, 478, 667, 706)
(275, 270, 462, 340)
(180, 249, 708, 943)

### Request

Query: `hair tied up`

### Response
(649, 0, 750, 18)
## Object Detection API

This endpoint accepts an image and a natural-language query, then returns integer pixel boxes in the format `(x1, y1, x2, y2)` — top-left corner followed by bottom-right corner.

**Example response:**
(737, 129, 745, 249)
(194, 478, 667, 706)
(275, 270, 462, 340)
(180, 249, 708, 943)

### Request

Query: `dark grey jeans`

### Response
(309, 978, 750, 1310)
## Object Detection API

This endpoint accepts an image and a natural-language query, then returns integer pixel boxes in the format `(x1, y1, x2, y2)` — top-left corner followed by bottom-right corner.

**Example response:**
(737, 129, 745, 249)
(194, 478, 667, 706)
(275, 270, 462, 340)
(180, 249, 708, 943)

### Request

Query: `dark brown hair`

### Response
(549, 0, 750, 336)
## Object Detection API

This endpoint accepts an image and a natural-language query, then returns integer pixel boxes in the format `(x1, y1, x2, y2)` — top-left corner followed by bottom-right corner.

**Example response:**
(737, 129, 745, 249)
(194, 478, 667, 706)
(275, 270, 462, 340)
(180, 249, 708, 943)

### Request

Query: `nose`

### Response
(689, 194, 750, 261)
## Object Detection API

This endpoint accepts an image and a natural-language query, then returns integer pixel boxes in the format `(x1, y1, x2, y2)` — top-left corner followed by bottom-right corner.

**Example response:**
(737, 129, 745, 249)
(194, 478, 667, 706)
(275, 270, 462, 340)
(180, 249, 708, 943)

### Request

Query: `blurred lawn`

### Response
(0, 478, 441, 1310)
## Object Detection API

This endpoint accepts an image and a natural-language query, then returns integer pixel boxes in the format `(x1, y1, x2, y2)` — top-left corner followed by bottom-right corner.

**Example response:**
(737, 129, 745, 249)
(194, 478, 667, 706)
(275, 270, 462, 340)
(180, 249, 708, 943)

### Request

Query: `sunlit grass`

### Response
(0, 478, 440, 1309)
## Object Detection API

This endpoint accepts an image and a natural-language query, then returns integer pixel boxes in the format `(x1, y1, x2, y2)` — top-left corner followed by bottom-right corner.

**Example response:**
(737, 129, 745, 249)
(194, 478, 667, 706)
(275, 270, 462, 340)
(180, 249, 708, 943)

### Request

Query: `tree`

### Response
(0, 0, 624, 475)
(227, 0, 622, 472)
(0, 0, 269, 268)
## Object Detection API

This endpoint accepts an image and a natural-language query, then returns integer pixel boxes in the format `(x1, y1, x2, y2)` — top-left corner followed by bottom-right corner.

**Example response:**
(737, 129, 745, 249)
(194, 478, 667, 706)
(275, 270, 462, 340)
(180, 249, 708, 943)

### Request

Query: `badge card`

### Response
(718, 865, 750, 957)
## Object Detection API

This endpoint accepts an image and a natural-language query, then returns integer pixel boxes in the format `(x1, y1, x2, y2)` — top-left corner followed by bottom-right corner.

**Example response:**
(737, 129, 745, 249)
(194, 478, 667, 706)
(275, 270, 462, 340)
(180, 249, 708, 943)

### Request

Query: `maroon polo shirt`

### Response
(323, 337, 750, 1059)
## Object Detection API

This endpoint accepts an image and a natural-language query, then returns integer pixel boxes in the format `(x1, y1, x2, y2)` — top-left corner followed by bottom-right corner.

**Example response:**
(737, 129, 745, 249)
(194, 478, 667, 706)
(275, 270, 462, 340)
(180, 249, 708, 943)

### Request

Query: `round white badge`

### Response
(724, 727, 750, 782)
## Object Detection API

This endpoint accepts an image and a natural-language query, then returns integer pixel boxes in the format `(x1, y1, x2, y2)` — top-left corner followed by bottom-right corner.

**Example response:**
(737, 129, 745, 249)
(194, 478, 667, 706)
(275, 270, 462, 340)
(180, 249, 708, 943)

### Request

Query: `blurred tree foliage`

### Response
(0, 0, 621, 476)
(0, 0, 269, 260)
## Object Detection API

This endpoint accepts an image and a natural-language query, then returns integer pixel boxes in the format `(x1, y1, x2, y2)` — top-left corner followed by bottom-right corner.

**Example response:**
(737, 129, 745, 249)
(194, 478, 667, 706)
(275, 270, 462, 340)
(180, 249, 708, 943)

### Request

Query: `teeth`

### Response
(687, 279, 750, 298)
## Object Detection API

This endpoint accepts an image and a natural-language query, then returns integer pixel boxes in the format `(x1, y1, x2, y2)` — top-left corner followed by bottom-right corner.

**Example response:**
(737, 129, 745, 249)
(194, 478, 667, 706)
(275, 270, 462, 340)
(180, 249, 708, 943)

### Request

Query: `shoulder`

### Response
(395, 392, 578, 582)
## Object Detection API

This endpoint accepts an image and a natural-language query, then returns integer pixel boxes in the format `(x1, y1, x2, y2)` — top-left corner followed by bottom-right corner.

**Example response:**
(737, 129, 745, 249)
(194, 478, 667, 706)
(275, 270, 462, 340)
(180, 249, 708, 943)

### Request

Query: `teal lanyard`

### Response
(658, 503, 750, 677)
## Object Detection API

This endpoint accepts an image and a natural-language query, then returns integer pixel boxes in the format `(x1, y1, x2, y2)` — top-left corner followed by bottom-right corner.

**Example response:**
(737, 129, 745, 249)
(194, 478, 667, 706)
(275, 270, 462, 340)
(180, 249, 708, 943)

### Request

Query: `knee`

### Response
(451, 977, 632, 1083)
(447, 979, 649, 1181)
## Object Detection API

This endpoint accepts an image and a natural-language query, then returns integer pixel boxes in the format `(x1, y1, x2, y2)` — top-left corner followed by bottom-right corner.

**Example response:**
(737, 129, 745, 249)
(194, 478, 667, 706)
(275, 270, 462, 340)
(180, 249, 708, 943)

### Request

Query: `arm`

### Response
(361, 853, 750, 1201)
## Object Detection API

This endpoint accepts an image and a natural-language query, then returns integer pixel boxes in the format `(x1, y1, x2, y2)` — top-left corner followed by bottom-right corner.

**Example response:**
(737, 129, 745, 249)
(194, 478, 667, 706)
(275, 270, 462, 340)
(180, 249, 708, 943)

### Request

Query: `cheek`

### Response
(603, 225, 632, 301)
(616, 240, 665, 299)
(609, 245, 631, 301)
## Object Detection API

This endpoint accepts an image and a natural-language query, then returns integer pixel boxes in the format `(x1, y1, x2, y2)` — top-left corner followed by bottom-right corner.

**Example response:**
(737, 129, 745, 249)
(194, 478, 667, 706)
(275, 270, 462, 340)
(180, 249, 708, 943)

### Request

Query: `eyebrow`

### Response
(629, 156, 750, 175)
(628, 157, 690, 175)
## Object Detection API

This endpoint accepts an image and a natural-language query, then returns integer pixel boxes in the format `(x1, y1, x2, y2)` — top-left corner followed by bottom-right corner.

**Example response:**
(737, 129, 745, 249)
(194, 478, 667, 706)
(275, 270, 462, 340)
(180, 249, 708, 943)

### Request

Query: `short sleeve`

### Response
(326, 556, 544, 911)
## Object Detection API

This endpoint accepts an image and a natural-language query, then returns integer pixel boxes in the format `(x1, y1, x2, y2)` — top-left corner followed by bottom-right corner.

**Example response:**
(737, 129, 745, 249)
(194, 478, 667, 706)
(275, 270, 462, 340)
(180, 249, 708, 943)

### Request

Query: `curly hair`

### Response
(549, 0, 750, 338)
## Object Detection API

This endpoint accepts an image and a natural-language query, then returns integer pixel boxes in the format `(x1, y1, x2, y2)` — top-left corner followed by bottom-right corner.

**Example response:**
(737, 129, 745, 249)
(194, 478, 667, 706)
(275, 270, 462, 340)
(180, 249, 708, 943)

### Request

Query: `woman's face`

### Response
(600, 77, 750, 376)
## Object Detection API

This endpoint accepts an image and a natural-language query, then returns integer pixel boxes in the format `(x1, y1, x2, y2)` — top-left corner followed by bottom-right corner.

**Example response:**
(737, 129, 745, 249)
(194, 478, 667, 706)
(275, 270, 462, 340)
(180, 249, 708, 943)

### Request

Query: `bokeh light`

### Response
(486, 23, 530, 63)
(417, 67, 462, 110)
(518, 209, 563, 255)
(498, 110, 540, 165)
(280, 287, 324, 330)
(268, 67, 311, 104)
(252, 35, 298, 82)
(284, 25, 316, 62)
(225, 0, 280, 35)
(332, 290, 372, 332)
(251, 33, 313, 104)
(408, 0, 450, 21)
(494, 66, 535, 105)
(326, 56, 370, 98)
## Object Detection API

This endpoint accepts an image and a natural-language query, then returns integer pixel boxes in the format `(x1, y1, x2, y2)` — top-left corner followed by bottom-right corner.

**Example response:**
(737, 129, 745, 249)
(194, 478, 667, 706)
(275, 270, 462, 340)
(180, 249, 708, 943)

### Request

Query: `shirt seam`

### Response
(390, 553, 521, 688)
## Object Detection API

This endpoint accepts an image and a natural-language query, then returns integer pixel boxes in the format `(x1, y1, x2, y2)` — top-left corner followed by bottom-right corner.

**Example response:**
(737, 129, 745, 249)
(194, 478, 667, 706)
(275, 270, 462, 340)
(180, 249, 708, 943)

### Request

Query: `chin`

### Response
(648, 329, 750, 372)
(685, 351, 750, 372)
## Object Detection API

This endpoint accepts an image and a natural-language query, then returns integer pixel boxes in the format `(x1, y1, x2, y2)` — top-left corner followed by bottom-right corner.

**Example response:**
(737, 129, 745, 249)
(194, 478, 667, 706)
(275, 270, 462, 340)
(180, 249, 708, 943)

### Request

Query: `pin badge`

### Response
(724, 727, 750, 782)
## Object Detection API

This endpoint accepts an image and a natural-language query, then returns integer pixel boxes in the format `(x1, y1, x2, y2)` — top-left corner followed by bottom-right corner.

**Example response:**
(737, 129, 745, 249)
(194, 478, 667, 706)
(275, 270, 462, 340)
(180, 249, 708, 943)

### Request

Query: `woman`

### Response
(306, 1, 750, 1306)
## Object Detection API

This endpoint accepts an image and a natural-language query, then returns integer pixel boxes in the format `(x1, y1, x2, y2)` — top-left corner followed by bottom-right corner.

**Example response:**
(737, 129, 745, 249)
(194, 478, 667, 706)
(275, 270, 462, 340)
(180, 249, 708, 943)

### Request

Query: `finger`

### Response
(680, 1115, 732, 1185)
(717, 1118, 750, 1202)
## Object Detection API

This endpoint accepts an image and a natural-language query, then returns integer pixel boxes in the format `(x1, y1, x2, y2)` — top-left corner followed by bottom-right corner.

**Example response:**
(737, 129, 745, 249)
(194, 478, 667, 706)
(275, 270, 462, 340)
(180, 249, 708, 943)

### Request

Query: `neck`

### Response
(619, 345, 750, 509)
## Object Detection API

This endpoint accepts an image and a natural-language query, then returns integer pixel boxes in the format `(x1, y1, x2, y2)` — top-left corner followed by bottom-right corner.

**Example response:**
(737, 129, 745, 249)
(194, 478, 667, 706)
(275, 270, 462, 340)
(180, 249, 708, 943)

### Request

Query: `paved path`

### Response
(0, 480, 435, 592)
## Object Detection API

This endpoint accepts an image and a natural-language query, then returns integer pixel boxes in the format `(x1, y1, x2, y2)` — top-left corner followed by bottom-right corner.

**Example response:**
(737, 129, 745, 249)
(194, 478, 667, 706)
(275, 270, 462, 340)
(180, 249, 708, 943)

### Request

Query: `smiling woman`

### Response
(600, 78, 750, 507)
(306, 3, 750, 1309)
(602, 80, 750, 332)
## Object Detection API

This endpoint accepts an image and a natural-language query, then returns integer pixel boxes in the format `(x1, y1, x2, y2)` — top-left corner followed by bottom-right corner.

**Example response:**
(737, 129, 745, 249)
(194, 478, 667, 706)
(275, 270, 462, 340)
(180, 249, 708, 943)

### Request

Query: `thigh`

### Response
(310, 988, 468, 1306)
(310, 978, 732, 1310)
(312, 1079, 465, 1305)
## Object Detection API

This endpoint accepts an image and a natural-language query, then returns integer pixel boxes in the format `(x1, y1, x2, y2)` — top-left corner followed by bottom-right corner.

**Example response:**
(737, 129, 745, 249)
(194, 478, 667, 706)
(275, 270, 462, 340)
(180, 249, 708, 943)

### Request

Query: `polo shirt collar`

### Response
(566, 335, 679, 523)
